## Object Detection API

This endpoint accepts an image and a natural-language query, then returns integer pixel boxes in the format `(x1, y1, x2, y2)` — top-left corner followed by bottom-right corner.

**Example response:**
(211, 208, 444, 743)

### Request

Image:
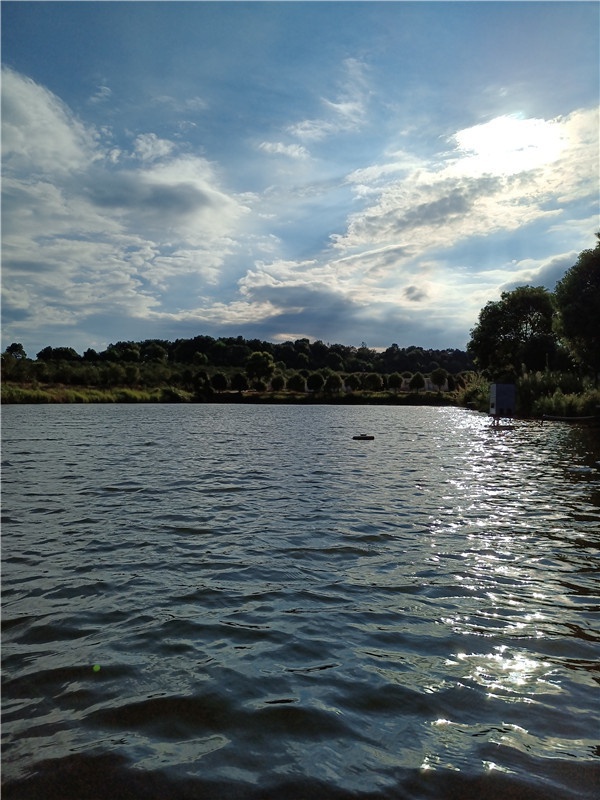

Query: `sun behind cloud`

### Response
(452, 114, 567, 176)
(1, 2, 598, 354)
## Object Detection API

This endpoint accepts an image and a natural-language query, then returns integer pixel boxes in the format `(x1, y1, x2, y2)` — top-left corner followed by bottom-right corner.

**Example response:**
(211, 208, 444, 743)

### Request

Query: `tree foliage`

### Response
(37, 345, 81, 362)
(231, 372, 249, 392)
(388, 372, 403, 392)
(324, 372, 344, 393)
(6, 342, 27, 359)
(286, 373, 306, 393)
(211, 372, 228, 392)
(270, 374, 286, 392)
(10, 334, 474, 388)
(306, 372, 324, 392)
(7, 238, 598, 411)
(409, 372, 425, 393)
(363, 372, 383, 392)
(245, 351, 275, 381)
(468, 285, 556, 378)
(430, 367, 448, 392)
(554, 235, 600, 383)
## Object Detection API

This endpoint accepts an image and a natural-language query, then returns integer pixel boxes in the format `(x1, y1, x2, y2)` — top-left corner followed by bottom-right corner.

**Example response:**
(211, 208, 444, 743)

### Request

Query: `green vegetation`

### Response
(467, 285, 557, 378)
(467, 235, 600, 417)
(1, 333, 474, 405)
(554, 243, 600, 385)
(532, 388, 600, 418)
(3, 238, 598, 417)
(408, 372, 425, 393)
(0, 384, 192, 404)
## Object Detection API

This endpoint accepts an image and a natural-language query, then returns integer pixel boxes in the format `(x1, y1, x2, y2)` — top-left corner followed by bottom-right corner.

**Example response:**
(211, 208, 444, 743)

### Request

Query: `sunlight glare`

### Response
(452, 115, 566, 176)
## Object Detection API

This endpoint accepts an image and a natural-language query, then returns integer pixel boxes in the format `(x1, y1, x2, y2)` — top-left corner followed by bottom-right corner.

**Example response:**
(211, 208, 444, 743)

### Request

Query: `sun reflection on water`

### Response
(413, 412, 600, 777)
(448, 645, 561, 698)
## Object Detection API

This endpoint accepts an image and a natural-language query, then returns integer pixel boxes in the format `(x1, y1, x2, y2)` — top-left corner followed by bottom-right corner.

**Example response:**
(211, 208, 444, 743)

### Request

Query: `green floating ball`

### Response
(92, 664, 101, 673)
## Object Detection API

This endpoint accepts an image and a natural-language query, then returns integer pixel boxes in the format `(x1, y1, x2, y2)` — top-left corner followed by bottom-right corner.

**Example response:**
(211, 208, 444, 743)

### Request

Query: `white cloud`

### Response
(258, 141, 309, 159)
(89, 84, 112, 104)
(132, 155, 248, 239)
(155, 94, 208, 113)
(221, 108, 597, 347)
(287, 118, 334, 142)
(1, 66, 99, 173)
(497, 250, 580, 293)
(183, 96, 208, 112)
(239, 259, 331, 296)
(334, 108, 598, 255)
(2, 60, 596, 355)
(133, 133, 175, 161)
(287, 57, 371, 142)
(147, 299, 286, 326)
(346, 150, 424, 190)
(147, 246, 234, 290)
(1, 68, 249, 348)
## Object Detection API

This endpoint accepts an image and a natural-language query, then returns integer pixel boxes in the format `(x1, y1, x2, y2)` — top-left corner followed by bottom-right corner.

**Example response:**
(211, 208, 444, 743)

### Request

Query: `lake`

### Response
(2, 404, 599, 799)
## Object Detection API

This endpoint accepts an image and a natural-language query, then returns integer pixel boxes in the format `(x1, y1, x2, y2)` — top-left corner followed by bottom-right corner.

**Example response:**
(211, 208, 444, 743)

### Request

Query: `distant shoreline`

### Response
(5, 382, 599, 423)
(1, 382, 459, 407)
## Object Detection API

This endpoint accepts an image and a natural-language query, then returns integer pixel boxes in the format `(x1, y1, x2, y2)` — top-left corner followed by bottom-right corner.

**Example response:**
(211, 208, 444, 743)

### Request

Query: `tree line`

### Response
(5, 337, 473, 375)
(465, 235, 600, 416)
(2, 333, 473, 398)
(2, 236, 598, 414)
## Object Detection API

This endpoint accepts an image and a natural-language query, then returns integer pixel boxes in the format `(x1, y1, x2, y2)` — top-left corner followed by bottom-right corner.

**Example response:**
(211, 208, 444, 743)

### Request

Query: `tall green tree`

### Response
(231, 372, 249, 391)
(388, 372, 403, 392)
(430, 367, 448, 393)
(5, 342, 27, 359)
(363, 372, 383, 392)
(554, 236, 600, 385)
(326, 352, 345, 371)
(141, 342, 168, 363)
(37, 345, 81, 362)
(468, 285, 556, 378)
(306, 372, 324, 392)
(245, 351, 275, 381)
(409, 372, 425, 393)
(344, 373, 361, 391)
(324, 372, 344, 393)
(83, 348, 99, 362)
(108, 341, 141, 362)
(270, 374, 285, 392)
(211, 372, 229, 392)
(286, 373, 306, 393)
(124, 364, 141, 385)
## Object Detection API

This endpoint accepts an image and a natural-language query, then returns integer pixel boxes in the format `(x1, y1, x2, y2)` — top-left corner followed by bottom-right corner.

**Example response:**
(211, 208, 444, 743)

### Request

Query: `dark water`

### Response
(2, 404, 599, 800)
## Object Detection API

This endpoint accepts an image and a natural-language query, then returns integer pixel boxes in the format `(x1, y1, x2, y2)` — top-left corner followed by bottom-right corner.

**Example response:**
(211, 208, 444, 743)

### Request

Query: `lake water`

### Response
(2, 404, 599, 800)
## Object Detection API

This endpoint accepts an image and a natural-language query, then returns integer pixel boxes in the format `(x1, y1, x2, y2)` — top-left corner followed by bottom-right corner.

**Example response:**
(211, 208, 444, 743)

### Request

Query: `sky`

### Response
(2, 1, 598, 358)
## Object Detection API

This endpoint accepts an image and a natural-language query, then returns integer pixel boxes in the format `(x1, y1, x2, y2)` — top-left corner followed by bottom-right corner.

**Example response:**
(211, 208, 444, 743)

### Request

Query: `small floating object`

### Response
(353, 434, 374, 440)
(568, 465, 593, 474)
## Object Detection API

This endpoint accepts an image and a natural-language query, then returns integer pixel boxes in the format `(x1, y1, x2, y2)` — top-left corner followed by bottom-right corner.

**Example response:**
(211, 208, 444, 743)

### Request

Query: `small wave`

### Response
(3, 405, 599, 800)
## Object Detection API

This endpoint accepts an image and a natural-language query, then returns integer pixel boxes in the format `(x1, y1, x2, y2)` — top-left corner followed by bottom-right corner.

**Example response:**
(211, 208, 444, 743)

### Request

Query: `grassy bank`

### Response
(3, 380, 598, 417)
(0, 383, 193, 404)
(1, 382, 456, 406)
(532, 388, 600, 418)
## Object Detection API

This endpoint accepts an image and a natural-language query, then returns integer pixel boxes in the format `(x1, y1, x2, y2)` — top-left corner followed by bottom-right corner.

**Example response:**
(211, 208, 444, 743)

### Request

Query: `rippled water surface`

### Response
(2, 404, 599, 799)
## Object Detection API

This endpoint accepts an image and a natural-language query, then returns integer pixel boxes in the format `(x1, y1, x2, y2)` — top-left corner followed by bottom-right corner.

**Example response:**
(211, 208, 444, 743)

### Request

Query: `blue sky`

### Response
(2, 1, 598, 357)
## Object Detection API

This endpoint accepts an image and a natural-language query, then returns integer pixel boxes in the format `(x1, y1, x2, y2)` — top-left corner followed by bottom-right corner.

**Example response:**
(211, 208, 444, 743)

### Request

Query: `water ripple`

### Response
(2, 405, 599, 799)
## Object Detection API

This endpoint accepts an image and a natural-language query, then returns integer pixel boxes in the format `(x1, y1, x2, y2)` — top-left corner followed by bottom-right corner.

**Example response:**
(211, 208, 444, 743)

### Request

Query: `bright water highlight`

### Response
(2, 404, 599, 799)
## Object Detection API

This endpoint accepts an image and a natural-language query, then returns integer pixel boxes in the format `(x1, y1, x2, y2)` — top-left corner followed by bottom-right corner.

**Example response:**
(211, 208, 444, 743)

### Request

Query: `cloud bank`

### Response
(1, 61, 598, 355)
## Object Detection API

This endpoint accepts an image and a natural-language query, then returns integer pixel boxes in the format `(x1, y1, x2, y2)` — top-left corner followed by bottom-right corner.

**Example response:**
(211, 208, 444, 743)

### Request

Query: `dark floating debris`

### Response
(352, 434, 374, 440)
